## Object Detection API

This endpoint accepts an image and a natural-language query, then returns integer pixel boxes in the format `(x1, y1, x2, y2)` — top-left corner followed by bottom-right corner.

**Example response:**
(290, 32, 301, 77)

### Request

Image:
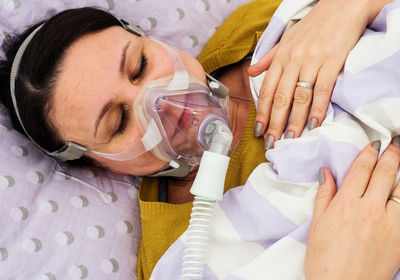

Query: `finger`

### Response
(264, 65, 300, 143)
(337, 142, 380, 198)
(312, 168, 337, 222)
(364, 141, 400, 203)
(248, 45, 279, 77)
(254, 61, 283, 137)
(285, 63, 319, 138)
(308, 61, 341, 130)
(386, 176, 400, 214)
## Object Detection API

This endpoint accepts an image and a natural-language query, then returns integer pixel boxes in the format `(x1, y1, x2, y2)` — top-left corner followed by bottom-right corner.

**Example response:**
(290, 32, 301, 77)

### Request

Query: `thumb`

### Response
(247, 45, 278, 76)
(313, 168, 337, 221)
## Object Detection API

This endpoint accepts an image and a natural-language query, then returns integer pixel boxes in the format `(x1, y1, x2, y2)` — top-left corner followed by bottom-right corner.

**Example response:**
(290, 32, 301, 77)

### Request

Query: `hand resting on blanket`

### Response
(249, 0, 395, 149)
(305, 139, 400, 280)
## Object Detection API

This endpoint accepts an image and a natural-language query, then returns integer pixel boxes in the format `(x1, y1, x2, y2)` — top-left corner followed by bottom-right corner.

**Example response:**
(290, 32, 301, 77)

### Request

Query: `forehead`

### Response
(50, 26, 139, 142)
(59, 26, 137, 81)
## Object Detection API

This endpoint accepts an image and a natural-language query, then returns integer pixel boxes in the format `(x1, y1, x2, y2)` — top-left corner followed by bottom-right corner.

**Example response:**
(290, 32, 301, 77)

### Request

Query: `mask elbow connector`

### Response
(206, 121, 233, 155)
(191, 120, 232, 200)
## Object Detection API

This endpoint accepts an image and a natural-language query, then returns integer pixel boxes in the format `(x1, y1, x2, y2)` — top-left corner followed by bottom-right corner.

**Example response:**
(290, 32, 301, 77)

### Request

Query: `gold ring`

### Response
(389, 195, 400, 205)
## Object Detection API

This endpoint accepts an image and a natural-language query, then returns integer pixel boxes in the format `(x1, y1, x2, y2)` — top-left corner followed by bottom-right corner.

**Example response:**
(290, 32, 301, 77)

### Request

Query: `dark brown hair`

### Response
(0, 7, 121, 165)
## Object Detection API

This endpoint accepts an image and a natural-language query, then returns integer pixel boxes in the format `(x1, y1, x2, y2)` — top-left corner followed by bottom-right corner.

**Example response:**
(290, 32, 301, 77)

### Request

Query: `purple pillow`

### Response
(0, 0, 252, 279)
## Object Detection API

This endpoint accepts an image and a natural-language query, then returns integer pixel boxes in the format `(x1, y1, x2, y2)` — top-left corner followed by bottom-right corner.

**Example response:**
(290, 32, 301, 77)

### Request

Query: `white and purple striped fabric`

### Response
(151, 0, 400, 279)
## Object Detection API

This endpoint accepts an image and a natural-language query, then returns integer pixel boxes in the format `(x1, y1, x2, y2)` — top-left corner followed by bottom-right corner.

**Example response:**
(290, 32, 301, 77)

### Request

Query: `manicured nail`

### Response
(264, 135, 275, 150)
(319, 167, 325, 185)
(285, 131, 294, 139)
(372, 140, 381, 150)
(392, 135, 400, 147)
(254, 122, 263, 137)
(308, 118, 318, 130)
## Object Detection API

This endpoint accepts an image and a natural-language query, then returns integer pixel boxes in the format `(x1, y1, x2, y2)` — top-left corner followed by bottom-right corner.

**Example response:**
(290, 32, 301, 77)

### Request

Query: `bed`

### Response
(0, 1, 252, 279)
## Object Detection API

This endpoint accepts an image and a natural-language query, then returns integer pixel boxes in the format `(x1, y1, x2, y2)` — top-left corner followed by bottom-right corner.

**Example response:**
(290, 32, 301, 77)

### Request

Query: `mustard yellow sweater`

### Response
(137, 1, 282, 279)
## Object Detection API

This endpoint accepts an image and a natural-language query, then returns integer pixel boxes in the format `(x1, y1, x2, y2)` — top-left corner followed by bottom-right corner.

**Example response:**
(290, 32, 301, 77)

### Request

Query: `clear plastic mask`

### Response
(89, 37, 229, 167)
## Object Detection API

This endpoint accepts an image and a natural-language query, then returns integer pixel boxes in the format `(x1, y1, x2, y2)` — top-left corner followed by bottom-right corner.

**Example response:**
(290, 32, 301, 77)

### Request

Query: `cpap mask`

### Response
(90, 30, 230, 171)
(10, 19, 230, 176)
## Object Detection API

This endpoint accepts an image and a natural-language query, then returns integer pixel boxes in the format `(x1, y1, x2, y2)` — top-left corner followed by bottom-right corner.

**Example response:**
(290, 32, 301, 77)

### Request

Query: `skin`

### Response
(305, 140, 400, 280)
(248, 0, 394, 148)
(51, 26, 250, 177)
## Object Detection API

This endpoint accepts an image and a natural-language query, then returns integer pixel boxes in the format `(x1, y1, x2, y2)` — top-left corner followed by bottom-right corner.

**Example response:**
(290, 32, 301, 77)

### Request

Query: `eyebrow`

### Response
(119, 41, 131, 73)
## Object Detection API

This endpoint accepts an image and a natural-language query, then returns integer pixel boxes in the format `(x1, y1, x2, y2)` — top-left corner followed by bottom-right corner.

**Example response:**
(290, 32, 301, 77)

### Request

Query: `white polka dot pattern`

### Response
(0, 0, 251, 278)
(39, 200, 59, 213)
(0, 175, 15, 188)
(0, 113, 141, 279)
(55, 231, 75, 246)
(86, 225, 106, 239)
(101, 258, 119, 273)
(70, 195, 89, 208)
(68, 265, 88, 280)
(27, 171, 45, 184)
(35, 273, 56, 280)
(10, 206, 29, 221)
(116, 220, 134, 234)
(127, 187, 138, 200)
(22, 238, 42, 253)
(129, 254, 138, 269)
(100, 191, 118, 203)
(0, 248, 8, 261)
(11, 145, 28, 156)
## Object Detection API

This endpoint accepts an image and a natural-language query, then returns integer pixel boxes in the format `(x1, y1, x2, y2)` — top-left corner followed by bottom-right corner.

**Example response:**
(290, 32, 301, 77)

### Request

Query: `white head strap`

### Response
(9, 23, 87, 161)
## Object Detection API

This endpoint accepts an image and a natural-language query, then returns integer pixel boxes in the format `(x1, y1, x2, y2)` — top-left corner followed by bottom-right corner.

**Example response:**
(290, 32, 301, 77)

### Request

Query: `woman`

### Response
(0, 0, 399, 279)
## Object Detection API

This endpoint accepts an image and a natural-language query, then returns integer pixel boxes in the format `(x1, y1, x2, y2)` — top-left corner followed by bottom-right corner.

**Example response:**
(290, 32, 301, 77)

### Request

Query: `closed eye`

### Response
(114, 105, 129, 136)
(131, 54, 148, 81)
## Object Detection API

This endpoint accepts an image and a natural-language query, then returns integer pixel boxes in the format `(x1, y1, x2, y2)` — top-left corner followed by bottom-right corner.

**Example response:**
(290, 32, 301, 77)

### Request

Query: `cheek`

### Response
(149, 41, 205, 82)
(179, 51, 206, 81)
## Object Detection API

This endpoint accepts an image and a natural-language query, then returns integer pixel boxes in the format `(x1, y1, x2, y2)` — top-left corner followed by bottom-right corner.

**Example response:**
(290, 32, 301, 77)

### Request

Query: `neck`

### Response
(167, 59, 252, 204)
(225, 59, 253, 153)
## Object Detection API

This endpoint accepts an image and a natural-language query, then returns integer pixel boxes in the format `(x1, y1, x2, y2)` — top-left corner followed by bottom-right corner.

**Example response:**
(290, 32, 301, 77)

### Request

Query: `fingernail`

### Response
(254, 122, 263, 137)
(264, 135, 275, 150)
(372, 140, 381, 150)
(319, 167, 325, 185)
(392, 136, 400, 147)
(285, 131, 294, 139)
(308, 118, 318, 130)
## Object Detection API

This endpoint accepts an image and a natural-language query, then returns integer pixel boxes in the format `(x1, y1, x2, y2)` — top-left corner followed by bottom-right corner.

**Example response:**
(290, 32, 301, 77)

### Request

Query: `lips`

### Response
(177, 93, 194, 131)
(177, 107, 191, 131)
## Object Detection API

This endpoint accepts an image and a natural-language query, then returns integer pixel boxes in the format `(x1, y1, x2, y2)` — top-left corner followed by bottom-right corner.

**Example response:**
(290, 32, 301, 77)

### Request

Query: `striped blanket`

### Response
(151, 0, 400, 279)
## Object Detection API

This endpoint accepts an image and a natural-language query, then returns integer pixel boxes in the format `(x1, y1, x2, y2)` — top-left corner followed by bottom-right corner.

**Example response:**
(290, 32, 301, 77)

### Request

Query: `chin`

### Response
(100, 157, 169, 176)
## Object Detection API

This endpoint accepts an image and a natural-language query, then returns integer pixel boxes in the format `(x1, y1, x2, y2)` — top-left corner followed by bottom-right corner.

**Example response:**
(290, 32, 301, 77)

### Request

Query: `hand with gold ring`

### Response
(248, 0, 393, 150)
(305, 136, 400, 280)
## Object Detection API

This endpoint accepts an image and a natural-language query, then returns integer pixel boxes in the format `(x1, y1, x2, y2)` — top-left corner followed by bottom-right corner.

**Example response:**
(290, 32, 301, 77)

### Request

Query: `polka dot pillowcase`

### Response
(0, 105, 142, 279)
(0, 0, 251, 279)
(0, 0, 251, 58)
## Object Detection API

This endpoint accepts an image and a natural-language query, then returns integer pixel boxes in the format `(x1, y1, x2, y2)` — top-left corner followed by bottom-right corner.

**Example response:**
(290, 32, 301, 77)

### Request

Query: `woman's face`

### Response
(50, 26, 206, 175)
